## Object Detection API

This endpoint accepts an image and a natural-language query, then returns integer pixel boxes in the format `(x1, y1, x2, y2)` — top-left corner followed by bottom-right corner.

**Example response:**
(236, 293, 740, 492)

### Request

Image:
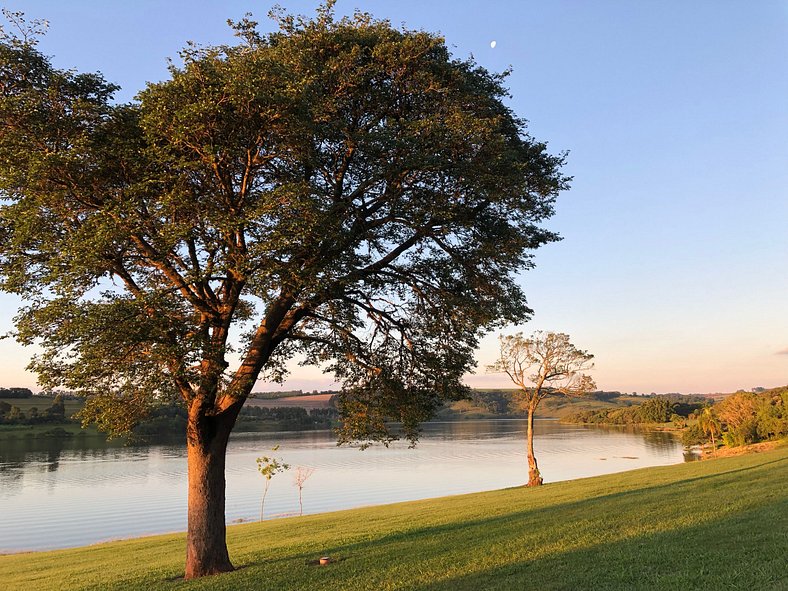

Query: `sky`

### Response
(1, 1, 786, 394)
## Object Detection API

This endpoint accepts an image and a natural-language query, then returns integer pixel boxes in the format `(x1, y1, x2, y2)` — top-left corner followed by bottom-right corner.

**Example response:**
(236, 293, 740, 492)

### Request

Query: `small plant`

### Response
(292, 466, 316, 516)
(256, 446, 290, 521)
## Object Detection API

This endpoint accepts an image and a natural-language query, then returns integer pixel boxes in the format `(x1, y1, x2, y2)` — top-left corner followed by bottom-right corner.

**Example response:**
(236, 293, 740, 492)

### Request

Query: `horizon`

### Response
(0, 1, 786, 394)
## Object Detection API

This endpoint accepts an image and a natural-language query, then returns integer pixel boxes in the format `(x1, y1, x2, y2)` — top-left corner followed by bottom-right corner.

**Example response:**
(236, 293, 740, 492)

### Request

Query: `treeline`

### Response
(457, 390, 646, 416)
(682, 388, 788, 448)
(563, 396, 704, 425)
(0, 394, 66, 425)
(238, 406, 337, 425)
(0, 387, 34, 399)
(131, 403, 339, 441)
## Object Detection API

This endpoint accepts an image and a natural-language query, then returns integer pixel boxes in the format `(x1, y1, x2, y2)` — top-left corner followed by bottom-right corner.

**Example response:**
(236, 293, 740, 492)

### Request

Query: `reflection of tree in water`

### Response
(576, 424, 681, 455)
(0, 434, 120, 494)
(428, 419, 526, 442)
(639, 429, 680, 453)
(0, 436, 69, 484)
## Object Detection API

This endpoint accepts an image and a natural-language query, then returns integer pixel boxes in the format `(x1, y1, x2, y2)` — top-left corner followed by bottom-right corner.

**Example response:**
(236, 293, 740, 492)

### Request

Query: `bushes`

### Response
(564, 396, 692, 425)
(681, 423, 706, 447)
(715, 389, 787, 447)
(638, 398, 674, 423)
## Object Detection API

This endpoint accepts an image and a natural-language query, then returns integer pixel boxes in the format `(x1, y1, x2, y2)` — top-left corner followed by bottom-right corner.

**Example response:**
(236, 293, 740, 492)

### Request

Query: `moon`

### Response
(490, 40, 497, 48)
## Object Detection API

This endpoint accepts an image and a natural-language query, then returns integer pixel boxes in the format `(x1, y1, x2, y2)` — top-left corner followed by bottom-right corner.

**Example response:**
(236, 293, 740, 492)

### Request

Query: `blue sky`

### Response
(1, 1, 786, 394)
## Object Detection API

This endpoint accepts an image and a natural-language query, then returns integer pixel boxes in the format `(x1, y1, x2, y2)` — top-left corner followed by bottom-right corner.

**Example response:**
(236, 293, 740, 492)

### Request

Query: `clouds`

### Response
(777, 348, 788, 356)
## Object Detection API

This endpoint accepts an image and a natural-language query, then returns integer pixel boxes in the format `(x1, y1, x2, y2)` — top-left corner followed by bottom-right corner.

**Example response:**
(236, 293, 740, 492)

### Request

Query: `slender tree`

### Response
(696, 405, 721, 455)
(489, 332, 595, 486)
(292, 466, 316, 516)
(0, 5, 568, 578)
(256, 446, 290, 521)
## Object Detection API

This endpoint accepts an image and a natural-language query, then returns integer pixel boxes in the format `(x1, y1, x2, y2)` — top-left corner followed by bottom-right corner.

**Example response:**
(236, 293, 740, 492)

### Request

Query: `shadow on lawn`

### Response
(411, 501, 788, 591)
(255, 454, 787, 558)
(221, 454, 786, 590)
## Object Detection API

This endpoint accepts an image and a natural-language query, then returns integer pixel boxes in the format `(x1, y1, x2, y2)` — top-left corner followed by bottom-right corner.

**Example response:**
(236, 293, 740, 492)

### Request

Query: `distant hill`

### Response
(436, 390, 673, 420)
(693, 385, 787, 402)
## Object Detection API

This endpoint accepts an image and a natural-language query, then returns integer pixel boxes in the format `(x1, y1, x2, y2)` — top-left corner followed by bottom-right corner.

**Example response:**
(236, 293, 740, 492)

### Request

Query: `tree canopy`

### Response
(489, 331, 594, 486)
(0, 7, 567, 445)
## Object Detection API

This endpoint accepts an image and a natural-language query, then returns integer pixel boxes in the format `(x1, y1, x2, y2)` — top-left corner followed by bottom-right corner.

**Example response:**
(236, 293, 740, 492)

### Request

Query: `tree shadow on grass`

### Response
(234, 454, 786, 565)
(216, 454, 787, 590)
(411, 501, 788, 591)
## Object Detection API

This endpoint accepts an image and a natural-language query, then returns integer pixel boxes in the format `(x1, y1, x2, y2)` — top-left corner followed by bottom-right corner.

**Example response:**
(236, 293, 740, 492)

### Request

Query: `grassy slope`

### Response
(3, 446, 787, 591)
(438, 391, 643, 420)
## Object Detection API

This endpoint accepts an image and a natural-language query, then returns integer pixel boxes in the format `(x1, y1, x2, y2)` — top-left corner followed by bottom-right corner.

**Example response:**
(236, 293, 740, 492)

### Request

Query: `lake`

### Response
(0, 420, 694, 553)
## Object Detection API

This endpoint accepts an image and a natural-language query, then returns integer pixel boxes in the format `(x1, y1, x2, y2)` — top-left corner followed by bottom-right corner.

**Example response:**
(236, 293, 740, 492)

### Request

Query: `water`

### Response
(0, 420, 690, 553)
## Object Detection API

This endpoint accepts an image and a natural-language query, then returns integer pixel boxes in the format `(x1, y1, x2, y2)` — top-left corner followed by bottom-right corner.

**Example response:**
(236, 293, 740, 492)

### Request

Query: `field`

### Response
(0, 396, 84, 415)
(2, 443, 785, 591)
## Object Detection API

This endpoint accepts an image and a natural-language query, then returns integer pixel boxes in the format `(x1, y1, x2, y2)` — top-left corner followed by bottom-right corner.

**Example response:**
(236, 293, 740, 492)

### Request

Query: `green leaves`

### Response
(256, 448, 290, 480)
(0, 6, 568, 442)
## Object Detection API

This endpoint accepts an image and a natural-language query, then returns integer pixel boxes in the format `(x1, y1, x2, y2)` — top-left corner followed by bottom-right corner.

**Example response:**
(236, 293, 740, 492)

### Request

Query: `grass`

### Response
(2, 445, 787, 591)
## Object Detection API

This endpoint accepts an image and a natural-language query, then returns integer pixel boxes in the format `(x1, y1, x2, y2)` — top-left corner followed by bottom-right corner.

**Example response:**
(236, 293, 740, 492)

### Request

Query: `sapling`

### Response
(292, 466, 315, 516)
(256, 446, 290, 521)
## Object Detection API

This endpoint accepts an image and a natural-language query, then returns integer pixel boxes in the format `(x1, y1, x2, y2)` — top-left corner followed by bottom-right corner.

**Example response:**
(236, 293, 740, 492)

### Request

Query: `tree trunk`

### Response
(184, 410, 236, 579)
(260, 480, 270, 522)
(526, 405, 543, 487)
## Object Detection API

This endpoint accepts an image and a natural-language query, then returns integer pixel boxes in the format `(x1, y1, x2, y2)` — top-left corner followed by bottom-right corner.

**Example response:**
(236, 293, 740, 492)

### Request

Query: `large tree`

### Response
(489, 332, 595, 486)
(0, 6, 568, 578)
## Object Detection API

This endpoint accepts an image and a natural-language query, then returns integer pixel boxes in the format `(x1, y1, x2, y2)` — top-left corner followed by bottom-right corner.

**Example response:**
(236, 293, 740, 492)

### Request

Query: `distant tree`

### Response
(754, 390, 788, 441)
(638, 397, 674, 423)
(44, 394, 66, 421)
(292, 466, 316, 516)
(256, 446, 290, 521)
(681, 423, 706, 447)
(7, 405, 24, 423)
(489, 332, 595, 486)
(696, 406, 721, 455)
(0, 5, 568, 577)
(717, 392, 759, 434)
(716, 390, 788, 447)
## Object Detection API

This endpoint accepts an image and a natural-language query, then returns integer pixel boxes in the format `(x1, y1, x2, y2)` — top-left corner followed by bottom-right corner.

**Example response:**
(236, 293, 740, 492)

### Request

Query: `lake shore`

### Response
(1, 420, 689, 553)
(2, 443, 785, 590)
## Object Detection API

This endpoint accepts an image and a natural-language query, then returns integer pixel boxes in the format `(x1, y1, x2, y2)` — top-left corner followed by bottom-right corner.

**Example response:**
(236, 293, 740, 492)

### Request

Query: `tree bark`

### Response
(260, 480, 270, 522)
(526, 405, 543, 487)
(184, 409, 236, 579)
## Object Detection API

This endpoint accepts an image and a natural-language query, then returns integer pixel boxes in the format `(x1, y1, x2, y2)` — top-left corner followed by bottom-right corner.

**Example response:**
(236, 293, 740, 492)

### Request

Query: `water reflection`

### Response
(0, 420, 687, 553)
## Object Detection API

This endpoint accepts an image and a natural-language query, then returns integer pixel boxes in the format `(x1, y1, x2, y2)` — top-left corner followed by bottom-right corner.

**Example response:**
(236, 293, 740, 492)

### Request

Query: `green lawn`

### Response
(2, 445, 786, 591)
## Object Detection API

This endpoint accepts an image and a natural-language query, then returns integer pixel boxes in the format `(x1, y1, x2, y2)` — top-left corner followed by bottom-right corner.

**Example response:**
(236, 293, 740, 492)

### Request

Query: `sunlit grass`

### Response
(2, 445, 786, 590)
